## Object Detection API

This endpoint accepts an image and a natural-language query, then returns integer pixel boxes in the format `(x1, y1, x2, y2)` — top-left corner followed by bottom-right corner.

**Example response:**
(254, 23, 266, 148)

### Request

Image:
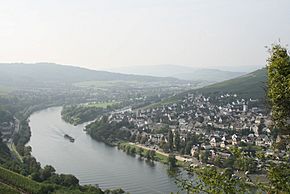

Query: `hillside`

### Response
(0, 166, 106, 194)
(108, 64, 246, 83)
(196, 68, 267, 99)
(0, 63, 179, 88)
(172, 68, 245, 82)
(145, 68, 267, 108)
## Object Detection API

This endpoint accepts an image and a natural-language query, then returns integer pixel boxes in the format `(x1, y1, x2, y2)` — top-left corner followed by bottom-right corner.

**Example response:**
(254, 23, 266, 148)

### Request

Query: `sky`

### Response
(0, 0, 289, 71)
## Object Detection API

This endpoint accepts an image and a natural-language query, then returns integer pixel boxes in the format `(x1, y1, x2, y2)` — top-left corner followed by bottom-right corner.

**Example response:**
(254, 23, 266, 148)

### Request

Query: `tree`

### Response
(41, 165, 55, 180)
(184, 141, 193, 155)
(145, 150, 156, 160)
(136, 133, 142, 143)
(168, 130, 173, 152)
(149, 150, 156, 160)
(213, 155, 222, 167)
(267, 44, 290, 135)
(59, 174, 79, 187)
(137, 147, 144, 157)
(140, 135, 148, 144)
(267, 163, 290, 193)
(199, 150, 209, 164)
(162, 143, 170, 153)
(129, 147, 136, 155)
(174, 131, 181, 151)
(130, 133, 136, 142)
(265, 44, 290, 193)
(178, 166, 249, 194)
(168, 154, 177, 169)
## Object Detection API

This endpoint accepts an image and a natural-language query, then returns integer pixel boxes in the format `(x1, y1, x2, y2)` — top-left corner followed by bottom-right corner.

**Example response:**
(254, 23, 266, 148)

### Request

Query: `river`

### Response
(28, 107, 182, 194)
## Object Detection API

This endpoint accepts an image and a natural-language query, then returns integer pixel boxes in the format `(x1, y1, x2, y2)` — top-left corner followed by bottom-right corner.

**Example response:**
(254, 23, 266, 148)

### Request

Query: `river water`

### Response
(28, 107, 182, 194)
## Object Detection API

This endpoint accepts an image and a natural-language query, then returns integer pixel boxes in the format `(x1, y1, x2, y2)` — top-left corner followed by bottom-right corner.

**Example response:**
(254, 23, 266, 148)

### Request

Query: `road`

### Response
(6, 117, 23, 162)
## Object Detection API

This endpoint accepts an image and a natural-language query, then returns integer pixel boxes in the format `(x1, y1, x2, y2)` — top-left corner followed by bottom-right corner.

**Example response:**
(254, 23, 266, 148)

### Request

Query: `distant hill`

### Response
(108, 64, 246, 83)
(171, 68, 245, 83)
(145, 68, 267, 108)
(0, 63, 180, 88)
(196, 68, 267, 99)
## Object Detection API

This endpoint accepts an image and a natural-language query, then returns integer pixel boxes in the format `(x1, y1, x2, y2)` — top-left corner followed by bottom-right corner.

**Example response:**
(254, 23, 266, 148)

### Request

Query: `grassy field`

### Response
(0, 86, 13, 96)
(83, 101, 117, 108)
(140, 96, 180, 110)
(118, 142, 185, 166)
(74, 80, 140, 89)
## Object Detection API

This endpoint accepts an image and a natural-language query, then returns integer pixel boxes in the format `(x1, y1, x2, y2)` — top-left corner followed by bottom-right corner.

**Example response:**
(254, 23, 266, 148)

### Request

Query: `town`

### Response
(90, 92, 288, 183)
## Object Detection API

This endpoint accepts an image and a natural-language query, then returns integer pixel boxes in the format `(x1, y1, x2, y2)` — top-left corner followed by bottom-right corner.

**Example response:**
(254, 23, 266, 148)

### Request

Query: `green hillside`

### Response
(143, 68, 267, 109)
(0, 166, 43, 194)
(0, 166, 107, 194)
(196, 68, 267, 99)
(0, 63, 178, 88)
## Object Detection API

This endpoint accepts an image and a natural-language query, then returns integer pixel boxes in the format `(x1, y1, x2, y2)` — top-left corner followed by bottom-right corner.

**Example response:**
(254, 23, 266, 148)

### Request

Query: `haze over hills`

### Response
(0, 63, 182, 88)
(107, 64, 246, 83)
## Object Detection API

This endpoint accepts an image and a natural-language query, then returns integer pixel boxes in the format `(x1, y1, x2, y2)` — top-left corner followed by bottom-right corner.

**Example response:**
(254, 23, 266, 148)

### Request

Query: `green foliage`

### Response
(145, 150, 156, 160)
(199, 150, 209, 164)
(0, 166, 42, 194)
(0, 182, 21, 194)
(86, 116, 132, 145)
(104, 188, 125, 194)
(267, 162, 290, 193)
(174, 131, 181, 151)
(41, 165, 56, 180)
(179, 166, 249, 194)
(0, 138, 12, 164)
(168, 154, 177, 169)
(0, 109, 13, 123)
(61, 105, 108, 125)
(267, 44, 290, 135)
(168, 130, 174, 151)
(197, 68, 267, 99)
(0, 166, 105, 194)
(153, 125, 169, 134)
(234, 156, 257, 173)
(13, 120, 31, 146)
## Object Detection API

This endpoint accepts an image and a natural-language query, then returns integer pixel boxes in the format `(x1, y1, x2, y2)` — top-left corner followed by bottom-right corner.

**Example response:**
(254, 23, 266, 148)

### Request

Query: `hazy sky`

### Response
(0, 0, 289, 70)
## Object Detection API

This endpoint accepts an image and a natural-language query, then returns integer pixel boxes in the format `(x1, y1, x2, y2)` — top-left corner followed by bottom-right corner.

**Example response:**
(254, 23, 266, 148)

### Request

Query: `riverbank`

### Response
(118, 142, 192, 167)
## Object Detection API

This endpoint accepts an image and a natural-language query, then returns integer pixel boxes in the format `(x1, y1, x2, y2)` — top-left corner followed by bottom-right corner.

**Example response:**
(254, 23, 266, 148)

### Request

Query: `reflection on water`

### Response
(28, 107, 182, 194)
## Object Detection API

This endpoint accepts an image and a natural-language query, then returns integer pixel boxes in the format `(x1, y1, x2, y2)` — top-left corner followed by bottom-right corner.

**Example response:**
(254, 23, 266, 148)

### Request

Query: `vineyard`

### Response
(0, 166, 43, 194)
(0, 182, 22, 194)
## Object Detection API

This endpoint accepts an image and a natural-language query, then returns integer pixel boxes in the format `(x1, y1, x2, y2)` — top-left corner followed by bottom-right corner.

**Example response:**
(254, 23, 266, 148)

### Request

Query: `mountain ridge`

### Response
(106, 64, 247, 83)
(0, 63, 181, 87)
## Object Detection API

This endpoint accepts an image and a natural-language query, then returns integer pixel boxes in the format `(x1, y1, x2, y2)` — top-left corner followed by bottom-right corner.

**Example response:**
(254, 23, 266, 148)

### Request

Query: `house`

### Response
(232, 134, 239, 145)
(210, 137, 217, 147)
(191, 145, 199, 156)
(217, 151, 231, 159)
(256, 135, 272, 147)
(251, 125, 259, 136)
(255, 137, 264, 146)
(201, 143, 211, 150)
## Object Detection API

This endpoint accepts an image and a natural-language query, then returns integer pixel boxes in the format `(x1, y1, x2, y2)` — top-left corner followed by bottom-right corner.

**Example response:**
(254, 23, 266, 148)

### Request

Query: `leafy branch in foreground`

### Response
(176, 166, 252, 194)
(266, 162, 290, 193)
(267, 44, 290, 135)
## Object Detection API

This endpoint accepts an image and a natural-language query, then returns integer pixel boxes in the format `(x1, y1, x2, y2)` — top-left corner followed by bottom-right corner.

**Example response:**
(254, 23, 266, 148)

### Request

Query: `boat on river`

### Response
(64, 134, 75, 142)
